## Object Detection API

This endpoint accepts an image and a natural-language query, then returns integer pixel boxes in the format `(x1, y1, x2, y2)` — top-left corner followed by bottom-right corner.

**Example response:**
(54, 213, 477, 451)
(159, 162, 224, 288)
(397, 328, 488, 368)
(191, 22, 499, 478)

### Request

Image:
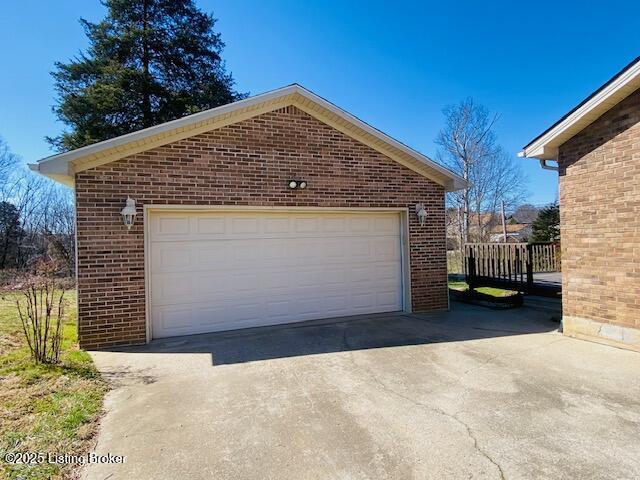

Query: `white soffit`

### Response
(520, 56, 640, 160)
(30, 84, 466, 191)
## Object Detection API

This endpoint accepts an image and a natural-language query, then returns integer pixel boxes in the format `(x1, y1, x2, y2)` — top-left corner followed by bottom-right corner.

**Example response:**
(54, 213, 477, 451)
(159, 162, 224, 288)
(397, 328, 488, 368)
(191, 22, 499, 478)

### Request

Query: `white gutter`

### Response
(539, 159, 559, 171)
(517, 150, 559, 172)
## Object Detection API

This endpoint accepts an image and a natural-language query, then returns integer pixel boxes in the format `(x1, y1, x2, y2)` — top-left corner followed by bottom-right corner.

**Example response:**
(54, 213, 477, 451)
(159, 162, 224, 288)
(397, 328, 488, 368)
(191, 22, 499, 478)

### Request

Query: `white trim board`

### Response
(520, 57, 640, 160)
(31, 84, 466, 191)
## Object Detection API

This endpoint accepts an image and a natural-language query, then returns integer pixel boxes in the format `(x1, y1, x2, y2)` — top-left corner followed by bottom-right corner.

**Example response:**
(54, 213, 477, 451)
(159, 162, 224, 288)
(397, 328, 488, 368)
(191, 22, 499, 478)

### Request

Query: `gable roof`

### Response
(490, 223, 531, 234)
(520, 56, 640, 160)
(30, 84, 467, 191)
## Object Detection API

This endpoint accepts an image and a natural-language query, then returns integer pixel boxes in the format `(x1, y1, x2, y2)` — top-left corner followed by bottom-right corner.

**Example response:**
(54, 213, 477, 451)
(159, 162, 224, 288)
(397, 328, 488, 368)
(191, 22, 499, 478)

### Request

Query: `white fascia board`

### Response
(522, 59, 640, 161)
(33, 84, 467, 191)
(293, 86, 467, 190)
(36, 85, 299, 165)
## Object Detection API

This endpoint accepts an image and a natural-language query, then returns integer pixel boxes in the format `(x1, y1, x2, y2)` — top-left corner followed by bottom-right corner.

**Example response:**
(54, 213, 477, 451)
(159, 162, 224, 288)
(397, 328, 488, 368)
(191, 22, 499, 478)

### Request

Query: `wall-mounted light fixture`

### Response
(120, 196, 138, 230)
(415, 203, 427, 227)
(288, 180, 307, 190)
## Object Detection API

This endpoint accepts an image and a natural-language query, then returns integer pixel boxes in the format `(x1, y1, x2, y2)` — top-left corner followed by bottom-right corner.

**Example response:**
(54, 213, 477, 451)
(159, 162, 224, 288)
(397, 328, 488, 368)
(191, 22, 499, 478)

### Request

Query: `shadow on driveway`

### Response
(103, 301, 560, 366)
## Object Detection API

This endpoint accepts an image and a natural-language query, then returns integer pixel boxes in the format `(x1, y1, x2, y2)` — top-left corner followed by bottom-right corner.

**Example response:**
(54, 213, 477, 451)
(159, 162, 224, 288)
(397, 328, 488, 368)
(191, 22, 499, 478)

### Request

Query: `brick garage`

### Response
(522, 58, 640, 352)
(33, 86, 465, 349)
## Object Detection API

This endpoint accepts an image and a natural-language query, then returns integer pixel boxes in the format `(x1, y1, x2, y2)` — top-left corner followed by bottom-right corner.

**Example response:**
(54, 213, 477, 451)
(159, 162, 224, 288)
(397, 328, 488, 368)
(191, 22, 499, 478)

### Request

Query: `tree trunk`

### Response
(501, 200, 507, 243)
(462, 161, 470, 244)
(141, 0, 152, 128)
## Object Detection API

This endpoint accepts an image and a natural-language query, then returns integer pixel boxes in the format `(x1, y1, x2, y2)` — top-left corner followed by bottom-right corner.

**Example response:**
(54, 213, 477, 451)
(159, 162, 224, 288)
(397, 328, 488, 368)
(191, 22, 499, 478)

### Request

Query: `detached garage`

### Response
(31, 84, 466, 349)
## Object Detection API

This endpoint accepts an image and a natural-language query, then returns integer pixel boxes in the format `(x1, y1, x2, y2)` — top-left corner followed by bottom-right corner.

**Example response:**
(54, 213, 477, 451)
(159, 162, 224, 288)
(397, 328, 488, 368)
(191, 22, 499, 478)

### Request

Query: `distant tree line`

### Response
(0, 139, 75, 276)
(1, 0, 246, 278)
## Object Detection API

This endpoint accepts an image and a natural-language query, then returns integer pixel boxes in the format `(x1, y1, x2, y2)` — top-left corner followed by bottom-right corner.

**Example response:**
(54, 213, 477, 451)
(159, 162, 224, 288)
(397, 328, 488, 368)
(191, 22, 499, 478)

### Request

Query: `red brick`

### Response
(76, 106, 448, 349)
(558, 89, 640, 333)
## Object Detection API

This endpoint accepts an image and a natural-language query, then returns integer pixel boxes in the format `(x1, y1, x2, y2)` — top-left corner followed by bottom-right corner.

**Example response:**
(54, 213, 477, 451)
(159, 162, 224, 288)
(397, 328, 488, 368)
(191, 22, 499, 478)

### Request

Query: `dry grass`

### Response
(0, 290, 107, 480)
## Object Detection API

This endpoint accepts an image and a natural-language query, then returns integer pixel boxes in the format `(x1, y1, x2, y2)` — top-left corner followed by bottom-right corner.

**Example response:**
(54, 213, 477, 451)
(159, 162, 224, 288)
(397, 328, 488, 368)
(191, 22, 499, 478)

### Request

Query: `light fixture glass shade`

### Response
(299, 181, 307, 189)
(415, 203, 427, 227)
(289, 180, 298, 189)
(120, 196, 138, 230)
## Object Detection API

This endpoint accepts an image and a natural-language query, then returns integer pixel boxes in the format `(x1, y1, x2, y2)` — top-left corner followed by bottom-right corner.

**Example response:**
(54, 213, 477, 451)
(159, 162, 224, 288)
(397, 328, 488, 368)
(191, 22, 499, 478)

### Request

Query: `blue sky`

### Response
(1, 0, 638, 205)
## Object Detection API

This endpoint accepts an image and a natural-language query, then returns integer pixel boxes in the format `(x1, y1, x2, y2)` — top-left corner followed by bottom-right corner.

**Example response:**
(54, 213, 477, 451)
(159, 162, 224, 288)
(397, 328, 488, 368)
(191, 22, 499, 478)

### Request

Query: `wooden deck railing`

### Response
(464, 242, 559, 292)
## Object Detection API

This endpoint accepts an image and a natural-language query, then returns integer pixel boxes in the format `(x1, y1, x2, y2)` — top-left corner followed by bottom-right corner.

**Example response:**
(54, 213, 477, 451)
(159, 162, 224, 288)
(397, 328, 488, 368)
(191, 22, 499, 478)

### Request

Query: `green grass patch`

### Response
(0, 289, 108, 480)
(448, 280, 518, 297)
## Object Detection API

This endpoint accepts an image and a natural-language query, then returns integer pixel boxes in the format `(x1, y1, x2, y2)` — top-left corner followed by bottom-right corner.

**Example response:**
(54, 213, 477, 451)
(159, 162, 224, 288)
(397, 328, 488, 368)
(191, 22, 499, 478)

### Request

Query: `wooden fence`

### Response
(528, 243, 559, 272)
(464, 242, 559, 293)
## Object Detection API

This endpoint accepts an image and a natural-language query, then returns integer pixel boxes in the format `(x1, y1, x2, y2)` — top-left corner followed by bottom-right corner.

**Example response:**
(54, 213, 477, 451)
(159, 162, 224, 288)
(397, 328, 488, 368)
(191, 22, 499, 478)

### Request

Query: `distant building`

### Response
(489, 223, 532, 243)
(446, 211, 500, 249)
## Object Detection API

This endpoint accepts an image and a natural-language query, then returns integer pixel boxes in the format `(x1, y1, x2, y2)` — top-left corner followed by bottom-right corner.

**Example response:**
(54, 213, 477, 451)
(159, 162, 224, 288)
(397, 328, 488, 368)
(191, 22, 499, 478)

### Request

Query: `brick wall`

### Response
(558, 89, 640, 350)
(75, 106, 448, 349)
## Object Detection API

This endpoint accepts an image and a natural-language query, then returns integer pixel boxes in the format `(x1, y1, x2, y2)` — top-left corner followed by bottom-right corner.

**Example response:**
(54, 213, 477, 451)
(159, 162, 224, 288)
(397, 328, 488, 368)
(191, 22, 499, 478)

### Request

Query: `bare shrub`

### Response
(6, 259, 74, 363)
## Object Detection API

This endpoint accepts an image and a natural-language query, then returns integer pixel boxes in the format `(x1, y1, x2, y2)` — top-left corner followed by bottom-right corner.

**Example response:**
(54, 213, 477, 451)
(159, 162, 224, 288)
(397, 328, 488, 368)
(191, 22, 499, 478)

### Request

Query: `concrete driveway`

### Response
(85, 301, 640, 480)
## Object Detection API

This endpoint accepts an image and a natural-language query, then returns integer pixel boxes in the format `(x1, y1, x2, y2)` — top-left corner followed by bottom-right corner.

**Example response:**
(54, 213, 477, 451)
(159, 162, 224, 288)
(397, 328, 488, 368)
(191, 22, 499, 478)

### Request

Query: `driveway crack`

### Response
(342, 328, 507, 480)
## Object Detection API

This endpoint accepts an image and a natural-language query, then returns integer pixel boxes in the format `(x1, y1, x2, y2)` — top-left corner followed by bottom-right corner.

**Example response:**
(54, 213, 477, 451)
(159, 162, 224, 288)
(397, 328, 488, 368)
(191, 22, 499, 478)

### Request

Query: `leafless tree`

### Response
(512, 204, 540, 224)
(436, 98, 527, 243)
(42, 188, 75, 276)
(0, 139, 75, 274)
(0, 138, 19, 198)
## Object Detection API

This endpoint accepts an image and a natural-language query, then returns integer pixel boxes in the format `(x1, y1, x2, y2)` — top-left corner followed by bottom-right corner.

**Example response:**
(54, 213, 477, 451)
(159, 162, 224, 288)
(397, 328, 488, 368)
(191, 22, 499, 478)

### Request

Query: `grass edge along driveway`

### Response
(0, 289, 107, 480)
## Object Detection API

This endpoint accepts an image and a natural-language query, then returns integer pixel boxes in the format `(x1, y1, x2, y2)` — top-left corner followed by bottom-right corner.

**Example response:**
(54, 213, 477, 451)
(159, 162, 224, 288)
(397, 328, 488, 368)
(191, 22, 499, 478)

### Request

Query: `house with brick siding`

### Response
(31, 84, 466, 349)
(521, 57, 640, 352)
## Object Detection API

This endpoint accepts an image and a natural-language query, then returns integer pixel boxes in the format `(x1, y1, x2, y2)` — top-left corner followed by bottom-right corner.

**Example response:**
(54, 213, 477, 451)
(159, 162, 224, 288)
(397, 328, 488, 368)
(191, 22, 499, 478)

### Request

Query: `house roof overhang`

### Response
(30, 84, 467, 192)
(519, 56, 640, 161)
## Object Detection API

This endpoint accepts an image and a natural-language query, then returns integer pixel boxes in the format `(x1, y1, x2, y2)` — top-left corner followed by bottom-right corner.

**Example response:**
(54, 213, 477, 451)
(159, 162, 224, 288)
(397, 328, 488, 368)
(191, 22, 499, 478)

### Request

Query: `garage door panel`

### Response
(230, 272, 262, 291)
(262, 242, 290, 261)
(155, 215, 190, 236)
(373, 238, 400, 258)
(377, 291, 403, 308)
(197, 245, 228, 266)
(322, 216, 346, 232)
(294, 216, 320, 233)
(151, 273, 195, 303)
(265, 300, 291, 319)
(264, 217, 290, 233)
(195, 273, 229, 297)
(351, 292, 375, 309)
(150, 245, 191, 271)
(375, 263, 402, 281)
(348, 239, 372, 258)
(195, 216, 226, 234)
(322, 294, 350, 312)
(374, 215, 399, 232)
(154, 305, 194, 335)
(348, 216, 371, 232)
(150, 211, 404, 338)
(231, 217, 260, 234)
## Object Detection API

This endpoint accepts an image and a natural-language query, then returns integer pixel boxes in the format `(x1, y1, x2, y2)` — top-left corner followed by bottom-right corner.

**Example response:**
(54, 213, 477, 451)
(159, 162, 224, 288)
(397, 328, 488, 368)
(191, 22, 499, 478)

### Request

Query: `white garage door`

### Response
(149, 210, 404, 339)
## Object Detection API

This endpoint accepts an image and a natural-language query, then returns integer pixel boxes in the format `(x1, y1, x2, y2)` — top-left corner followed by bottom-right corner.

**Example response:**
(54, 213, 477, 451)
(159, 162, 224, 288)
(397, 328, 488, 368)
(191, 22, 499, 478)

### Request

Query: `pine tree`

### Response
(531, 204, 560, 242)
(49, 0, 245, 151)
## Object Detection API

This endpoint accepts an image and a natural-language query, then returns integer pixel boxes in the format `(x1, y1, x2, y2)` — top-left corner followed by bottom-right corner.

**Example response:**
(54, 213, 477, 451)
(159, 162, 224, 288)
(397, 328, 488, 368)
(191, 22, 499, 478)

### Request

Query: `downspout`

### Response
(539, 159, 559, 171)
(518, 150, 559, 171)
